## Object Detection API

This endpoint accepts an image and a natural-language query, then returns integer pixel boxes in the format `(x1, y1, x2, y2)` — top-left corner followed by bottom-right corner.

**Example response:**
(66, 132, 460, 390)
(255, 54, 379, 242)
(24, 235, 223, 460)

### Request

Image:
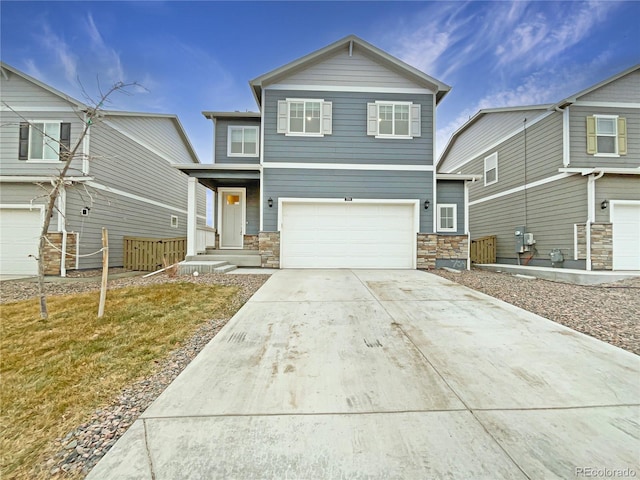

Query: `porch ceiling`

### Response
(173, 164, 261, 189)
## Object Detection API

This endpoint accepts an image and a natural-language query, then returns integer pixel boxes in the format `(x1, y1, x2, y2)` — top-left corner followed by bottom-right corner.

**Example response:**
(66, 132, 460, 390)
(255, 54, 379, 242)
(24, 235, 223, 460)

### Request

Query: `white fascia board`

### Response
(85, 181, 188, 214)
(469, 172, 576, 206)
(441, 110, 556, 174)
(264, 162, 433, 171)
(437, 174, 482, 181)
(559, 167, 640, 175)
(172, 164, 262, 171)
(572, 101, 640, 109)
(0, 176, 93, 183)
(0, 106, 78, 112)
(266, 84, 434, 95)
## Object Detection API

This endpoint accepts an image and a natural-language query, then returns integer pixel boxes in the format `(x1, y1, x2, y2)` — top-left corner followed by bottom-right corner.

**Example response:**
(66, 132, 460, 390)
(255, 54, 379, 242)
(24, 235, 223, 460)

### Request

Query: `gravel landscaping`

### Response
(2, 267, 638, 478)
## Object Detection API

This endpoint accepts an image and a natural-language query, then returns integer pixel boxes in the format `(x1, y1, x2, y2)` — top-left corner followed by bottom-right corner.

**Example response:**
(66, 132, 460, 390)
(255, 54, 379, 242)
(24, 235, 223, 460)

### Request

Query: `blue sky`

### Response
(1, 1, 639, 162)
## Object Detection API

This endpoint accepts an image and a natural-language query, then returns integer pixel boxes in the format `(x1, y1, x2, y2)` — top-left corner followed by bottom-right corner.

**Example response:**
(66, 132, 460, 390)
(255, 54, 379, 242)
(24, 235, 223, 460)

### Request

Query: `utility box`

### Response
(524, 233, 536, 247)
(550, 249, 564, 267)
(515, 226, 526, 253)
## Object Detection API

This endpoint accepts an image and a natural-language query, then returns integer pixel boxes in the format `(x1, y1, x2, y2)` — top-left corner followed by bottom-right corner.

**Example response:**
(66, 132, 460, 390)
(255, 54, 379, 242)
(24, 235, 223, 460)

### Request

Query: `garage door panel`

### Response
(0, 208, 42, 276)
(281, 201, 415, 269)
(612, 203, 640, 271)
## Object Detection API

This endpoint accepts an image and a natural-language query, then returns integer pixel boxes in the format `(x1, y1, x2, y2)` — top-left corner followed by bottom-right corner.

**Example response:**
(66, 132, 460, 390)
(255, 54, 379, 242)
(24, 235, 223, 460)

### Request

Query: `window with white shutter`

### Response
(366, 101, 420, 139)
(276, 98, 332, 137)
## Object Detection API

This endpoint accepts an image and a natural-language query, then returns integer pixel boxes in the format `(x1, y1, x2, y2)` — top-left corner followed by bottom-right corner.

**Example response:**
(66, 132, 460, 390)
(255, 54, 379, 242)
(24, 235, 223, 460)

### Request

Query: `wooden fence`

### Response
(470, 235, 497, 264)
(123, 236, 187, 271)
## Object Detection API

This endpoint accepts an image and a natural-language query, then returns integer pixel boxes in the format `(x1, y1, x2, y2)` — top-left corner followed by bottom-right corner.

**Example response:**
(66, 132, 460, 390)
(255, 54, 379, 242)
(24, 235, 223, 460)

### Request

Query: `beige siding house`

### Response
(0, 62, 206, 275)
(438, 65, 640, 271)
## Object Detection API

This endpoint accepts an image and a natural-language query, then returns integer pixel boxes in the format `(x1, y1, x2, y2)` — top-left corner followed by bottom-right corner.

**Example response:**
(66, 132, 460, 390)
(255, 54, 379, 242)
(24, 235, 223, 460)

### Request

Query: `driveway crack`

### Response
(143, 419, 158, 480)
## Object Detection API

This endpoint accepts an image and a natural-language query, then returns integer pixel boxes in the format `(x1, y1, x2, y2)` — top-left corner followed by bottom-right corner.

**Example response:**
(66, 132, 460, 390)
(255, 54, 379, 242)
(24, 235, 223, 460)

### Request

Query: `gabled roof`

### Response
(438, 105, 551, 172)
(554, 63, 640, 108)
(0, 61, 86, 108)
(249, 35, 451, 107)
(1, 61, 199, 164)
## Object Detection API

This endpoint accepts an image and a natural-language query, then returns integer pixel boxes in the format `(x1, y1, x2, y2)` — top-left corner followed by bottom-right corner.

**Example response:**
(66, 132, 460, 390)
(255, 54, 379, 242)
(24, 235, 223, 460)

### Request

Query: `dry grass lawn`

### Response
(1, 282, 239, 480)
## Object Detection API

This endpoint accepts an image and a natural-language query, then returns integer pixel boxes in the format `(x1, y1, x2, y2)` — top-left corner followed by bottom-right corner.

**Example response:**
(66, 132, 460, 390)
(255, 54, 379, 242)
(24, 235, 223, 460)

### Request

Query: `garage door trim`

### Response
(610, 200, 640, 271)
(278, 197, 420, 269)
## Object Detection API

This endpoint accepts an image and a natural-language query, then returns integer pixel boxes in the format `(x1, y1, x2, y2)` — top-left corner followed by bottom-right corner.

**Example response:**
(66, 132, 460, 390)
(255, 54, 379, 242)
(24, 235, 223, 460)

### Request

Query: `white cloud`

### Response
(22, 59, 45, 81)
(38, 23, 78, 84)
(85, 13, 125, 85)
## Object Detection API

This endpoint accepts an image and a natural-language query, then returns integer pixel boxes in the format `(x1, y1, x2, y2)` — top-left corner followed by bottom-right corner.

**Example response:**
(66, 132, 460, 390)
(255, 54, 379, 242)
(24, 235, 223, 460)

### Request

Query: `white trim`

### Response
(103, 120, 176, 164)
(469, 172, 575, 206)
(593, 114, 619, 156)
(0, 203, 45, 214)
(186, 177, 197, 256)
(433, 99, 437, 233)
(374, 100, 413, 139)
(562, 107, 570, 167)
(227, 126, 259, 157)
(266, 84, 434, 95)
(574, 223, 579, 261)
(441, 110, 555, 174)
(264, 162, 434, 171)
(559, 167, 640, 175)
(574, 101, 640, 109)
(277, 197, 419, 269)
(464, 181, 470, 234)
(82, 112, 91, 174)
(84, 181, 189, 214)
(0, 176, 92, 183)
(170, 215, 179, 228)
(0, 105, 77, 112)
(217, 188, 246, 249)
(56, 185, 66, 232)
(436, 203, 457, 232)
(26, 120, 62, 162)
(260, 88, 265, 231)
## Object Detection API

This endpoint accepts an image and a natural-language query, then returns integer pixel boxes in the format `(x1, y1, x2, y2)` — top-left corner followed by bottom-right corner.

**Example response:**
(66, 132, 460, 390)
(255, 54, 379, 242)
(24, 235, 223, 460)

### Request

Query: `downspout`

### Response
(465, 178, 474, 270)
(585, 170, 605, 270)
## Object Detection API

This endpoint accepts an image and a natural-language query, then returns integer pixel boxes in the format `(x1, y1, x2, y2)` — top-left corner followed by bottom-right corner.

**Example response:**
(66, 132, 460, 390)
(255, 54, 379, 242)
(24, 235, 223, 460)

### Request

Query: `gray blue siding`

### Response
(436, 180, 465, 235)
(262, 168, 433, 232)
(214, 118, 261, 165)
(263, 90, 433, 166)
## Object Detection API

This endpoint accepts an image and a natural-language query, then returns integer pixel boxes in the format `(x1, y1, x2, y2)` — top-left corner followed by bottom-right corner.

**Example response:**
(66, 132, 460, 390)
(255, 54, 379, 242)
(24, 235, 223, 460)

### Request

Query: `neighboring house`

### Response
(0, 62, 206, 276)
(176, 35, 478, 270)
(438, 65, 640, 271)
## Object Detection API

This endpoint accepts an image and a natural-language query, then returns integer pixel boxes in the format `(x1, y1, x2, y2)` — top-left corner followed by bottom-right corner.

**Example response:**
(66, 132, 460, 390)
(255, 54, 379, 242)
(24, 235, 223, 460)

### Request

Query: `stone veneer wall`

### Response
(44, 232, 78, 275)
(590, 223, 613, 270)
(243, 234, 259, 250)
(258, 232, 280, 268)
(417, 233, 468, 270)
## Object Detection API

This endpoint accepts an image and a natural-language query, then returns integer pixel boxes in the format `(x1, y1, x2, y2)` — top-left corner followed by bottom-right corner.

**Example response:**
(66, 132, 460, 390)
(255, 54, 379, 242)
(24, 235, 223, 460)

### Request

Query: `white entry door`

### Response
(612, 202, 640, 270)
(280, 200, 417, 269)
(219, 189, 245, 249)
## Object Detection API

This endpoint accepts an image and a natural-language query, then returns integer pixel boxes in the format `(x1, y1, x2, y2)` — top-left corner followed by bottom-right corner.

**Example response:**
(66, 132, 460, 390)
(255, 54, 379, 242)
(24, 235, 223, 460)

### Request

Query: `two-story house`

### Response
(177, 35, 478, 271)
(0, 62, 207, 276)
(438, 65, 640, 271)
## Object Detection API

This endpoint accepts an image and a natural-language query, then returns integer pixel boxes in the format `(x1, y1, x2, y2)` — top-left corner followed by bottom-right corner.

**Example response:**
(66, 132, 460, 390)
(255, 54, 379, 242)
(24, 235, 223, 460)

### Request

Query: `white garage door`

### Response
(612, 202, 640, 271)
(0, 208, 42, 276)
(281, 201, 416, 269)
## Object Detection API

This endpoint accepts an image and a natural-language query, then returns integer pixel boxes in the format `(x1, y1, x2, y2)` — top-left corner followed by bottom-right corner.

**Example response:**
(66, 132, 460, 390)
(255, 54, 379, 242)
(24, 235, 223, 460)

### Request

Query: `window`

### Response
(437, 204, 457, 232)
(367, 101, 421, 138)
(484, 152, 498, 186)
(170, 215, 178, 228)
(228, 126, 259, 157)
(586, 115, 627, 156)
(19, 121, 71, 162)
(277, 99, 332, 136)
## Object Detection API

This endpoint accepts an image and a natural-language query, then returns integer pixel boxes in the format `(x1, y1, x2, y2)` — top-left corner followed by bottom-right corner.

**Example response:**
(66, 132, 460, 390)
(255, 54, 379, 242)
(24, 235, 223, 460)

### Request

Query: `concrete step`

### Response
(214, 264, 237, 274)
(203, 249, 259, 256)
(186, 254, 261, 267)
(178, 260, 234, 275)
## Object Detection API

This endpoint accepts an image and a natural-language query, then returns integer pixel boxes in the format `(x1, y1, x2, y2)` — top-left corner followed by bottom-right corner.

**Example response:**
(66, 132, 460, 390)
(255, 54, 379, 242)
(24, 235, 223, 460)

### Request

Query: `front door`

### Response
(219, 189, 245, 249)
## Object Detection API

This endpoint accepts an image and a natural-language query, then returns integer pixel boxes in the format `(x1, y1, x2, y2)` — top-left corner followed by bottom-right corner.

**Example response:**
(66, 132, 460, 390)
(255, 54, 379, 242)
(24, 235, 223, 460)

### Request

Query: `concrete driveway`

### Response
(87, 269, 640, 479)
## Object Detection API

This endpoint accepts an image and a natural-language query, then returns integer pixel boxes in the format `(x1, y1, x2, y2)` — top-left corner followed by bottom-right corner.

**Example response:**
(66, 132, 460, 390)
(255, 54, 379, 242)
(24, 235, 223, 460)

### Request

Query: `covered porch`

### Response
(174, 164, 263, 269)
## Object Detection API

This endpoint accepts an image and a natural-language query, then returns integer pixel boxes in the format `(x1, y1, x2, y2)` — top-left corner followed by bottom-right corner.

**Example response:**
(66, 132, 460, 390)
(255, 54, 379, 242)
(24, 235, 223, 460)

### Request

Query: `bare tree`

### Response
(3, 80, 137, 319)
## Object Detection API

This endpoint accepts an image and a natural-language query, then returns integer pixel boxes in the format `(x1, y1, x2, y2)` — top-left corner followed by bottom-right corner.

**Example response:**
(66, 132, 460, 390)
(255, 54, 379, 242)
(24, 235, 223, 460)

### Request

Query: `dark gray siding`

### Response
(214, 118, 261, 165)
(469, 175, 587, 267)
(595, 175, 640, 223)
(262, 168, 433, 232)
(263, 90, 433, 166)
(436, 180, 465, 235)
(569, 106, 640, 169)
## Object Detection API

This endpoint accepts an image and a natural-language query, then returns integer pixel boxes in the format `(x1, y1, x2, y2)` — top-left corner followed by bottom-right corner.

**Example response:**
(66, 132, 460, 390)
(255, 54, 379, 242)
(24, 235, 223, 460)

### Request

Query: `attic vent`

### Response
(349, 40, 353, 57)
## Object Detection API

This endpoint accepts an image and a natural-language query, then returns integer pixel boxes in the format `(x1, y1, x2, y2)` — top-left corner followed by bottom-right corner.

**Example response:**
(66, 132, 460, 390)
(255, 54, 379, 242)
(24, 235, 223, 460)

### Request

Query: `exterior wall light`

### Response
(601, 199, 609, 210)
(268, 197, 273, 208)
(424, 200, 430, 210)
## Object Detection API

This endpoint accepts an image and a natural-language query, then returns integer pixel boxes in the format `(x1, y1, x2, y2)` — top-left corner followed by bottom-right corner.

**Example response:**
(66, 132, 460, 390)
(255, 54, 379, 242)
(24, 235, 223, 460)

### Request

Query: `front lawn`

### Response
(0, 282, 239, 480)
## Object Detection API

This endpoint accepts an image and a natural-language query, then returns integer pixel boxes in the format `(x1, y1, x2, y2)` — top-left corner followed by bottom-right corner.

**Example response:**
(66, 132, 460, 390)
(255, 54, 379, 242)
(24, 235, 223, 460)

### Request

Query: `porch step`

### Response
(204, 249, 259, 256)
(178, 260, 238, 275)
(187, 253, 261, 267)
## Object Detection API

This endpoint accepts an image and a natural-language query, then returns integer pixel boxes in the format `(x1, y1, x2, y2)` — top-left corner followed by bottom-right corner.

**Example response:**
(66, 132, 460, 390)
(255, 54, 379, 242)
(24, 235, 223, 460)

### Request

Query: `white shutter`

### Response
(322, 101, 332, 135)
(367, 103, 378, 136)
(411, 104, 421, 137)
(277, 100, 288, 134)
